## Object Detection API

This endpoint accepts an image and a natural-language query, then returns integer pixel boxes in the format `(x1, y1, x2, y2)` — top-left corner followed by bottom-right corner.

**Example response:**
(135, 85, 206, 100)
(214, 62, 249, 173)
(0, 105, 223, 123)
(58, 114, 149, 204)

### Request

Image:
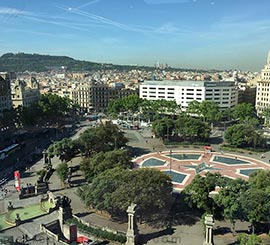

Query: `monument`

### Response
(203, 214, 214, 245)
(15, 213, 22, 226)
(126, 203, 139, 245)
(58, 195, 73, 230)
(43, 150, 51, 166)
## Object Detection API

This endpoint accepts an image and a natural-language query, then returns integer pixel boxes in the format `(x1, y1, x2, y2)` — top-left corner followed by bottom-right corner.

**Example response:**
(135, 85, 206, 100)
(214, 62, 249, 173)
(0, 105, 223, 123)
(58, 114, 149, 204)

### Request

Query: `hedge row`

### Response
(65, 218, 127, 244)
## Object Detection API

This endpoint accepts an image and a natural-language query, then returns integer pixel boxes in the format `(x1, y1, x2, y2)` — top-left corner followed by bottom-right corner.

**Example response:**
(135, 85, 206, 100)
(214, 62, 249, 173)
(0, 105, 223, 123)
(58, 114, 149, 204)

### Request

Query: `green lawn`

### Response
(0, 201, 55, 231)
(0, 214, 14, 230)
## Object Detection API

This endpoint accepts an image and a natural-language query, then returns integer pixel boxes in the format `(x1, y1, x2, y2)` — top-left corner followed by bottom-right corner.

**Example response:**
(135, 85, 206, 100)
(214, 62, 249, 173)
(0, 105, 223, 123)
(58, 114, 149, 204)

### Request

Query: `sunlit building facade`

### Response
(140, 80, 238, 111)
(255, 51, 270, 115)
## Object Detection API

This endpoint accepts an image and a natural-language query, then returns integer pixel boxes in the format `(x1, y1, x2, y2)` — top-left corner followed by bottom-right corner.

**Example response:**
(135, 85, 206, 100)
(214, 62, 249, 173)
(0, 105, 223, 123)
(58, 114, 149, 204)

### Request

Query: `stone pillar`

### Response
(58, 196, 73, 231)
(203, 214, 215, 245)
(126, 203, 139, 245)
(58, 207, 64, 231)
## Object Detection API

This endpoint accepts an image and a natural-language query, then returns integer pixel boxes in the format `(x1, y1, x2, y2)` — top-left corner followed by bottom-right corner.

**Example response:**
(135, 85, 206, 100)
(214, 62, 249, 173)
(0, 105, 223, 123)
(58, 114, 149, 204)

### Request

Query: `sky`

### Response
(0, 0, 270, 71)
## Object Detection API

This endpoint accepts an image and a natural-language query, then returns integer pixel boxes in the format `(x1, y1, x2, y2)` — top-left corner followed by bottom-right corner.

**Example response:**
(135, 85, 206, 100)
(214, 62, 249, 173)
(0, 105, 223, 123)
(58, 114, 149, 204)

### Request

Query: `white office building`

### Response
(256, 51, 270, 115)
(139, 80, 238, 111)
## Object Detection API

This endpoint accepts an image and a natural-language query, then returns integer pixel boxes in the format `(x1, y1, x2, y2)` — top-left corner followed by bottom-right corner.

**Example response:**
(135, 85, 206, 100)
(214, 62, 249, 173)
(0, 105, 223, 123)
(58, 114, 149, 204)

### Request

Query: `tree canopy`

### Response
(77, 121, 127, 157)
(80, 149, 132, 182)
(225, 124, 265, 148)
(183, 172, 222, 213)
(77, 167, 173, 221)
(56, 161, 69, 184)
(48, 138, 78, 162)
(231, 103, 257, 123)
(187, 100, 221, 123)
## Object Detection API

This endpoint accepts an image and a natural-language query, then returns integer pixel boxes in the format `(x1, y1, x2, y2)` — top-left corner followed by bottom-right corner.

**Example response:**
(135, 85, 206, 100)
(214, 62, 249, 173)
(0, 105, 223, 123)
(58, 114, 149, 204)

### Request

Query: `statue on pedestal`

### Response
(7, 201, 13, 211)
(203, 214, 215, 245)
(126, 203, 139, 245)
(15, 213, 21, 226)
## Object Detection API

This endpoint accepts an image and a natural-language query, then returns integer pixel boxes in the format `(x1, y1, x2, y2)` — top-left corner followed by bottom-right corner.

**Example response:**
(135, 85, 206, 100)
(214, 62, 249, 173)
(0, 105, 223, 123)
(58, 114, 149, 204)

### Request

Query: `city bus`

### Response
(0, 143, 20, 160)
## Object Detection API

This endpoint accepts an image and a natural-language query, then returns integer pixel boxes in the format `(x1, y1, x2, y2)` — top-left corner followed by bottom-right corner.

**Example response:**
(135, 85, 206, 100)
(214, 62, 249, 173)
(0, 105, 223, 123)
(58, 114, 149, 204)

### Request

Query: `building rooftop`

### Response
(142, 80, 235, 87)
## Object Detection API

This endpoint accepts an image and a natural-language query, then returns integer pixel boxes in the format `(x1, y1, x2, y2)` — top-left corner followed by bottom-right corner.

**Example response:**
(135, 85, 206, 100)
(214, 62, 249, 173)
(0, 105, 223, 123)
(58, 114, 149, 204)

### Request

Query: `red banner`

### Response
(14, 171, 20, 191)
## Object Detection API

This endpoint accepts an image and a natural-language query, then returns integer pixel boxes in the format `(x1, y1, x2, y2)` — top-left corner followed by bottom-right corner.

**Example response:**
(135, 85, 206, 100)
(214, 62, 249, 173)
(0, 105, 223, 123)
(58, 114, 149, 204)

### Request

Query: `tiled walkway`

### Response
(134, 150, 270, 191)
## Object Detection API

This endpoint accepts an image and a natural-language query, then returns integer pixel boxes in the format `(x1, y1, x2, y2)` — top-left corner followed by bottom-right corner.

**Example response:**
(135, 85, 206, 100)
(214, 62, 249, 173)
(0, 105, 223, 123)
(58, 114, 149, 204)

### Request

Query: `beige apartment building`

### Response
(255, 51, 270, 115)
(0, 72, 12, 113)
(11, 77, 40, 108)
(72, 80, 138, 112)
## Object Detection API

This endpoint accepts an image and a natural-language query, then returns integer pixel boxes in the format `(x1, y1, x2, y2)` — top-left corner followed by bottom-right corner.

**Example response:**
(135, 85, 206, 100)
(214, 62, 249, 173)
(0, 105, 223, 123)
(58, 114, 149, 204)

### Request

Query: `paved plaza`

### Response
(1, 124, 270, 244)
(134, 150, 270, 191)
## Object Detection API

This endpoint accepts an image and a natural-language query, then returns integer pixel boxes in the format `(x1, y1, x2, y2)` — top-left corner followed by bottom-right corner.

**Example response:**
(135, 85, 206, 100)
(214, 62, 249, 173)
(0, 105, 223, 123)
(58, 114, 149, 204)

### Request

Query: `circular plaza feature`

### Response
(134, 150, 270, 191)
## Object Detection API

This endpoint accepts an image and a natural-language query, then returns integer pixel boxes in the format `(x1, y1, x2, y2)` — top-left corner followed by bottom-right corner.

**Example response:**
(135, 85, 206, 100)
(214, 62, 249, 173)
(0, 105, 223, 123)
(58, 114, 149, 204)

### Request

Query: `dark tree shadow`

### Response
(75, 212, 92, 217)
(209, 136, 223, 145)
(139, 228, 175, 244)
(70, 178, 86, 186)
(127, 146, 151, 157)
(213, 226, 232, 235)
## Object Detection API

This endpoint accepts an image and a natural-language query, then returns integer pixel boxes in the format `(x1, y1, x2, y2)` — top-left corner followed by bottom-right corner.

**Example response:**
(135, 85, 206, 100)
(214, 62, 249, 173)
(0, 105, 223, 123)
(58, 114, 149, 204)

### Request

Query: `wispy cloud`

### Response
(155, 23, 182, 34)
(57, 6, 190, 36)
(0, 4, 190, 38)
(77, 0, 101, 9)
(22, 15, 90, 33)
(0, 7, 27, 15)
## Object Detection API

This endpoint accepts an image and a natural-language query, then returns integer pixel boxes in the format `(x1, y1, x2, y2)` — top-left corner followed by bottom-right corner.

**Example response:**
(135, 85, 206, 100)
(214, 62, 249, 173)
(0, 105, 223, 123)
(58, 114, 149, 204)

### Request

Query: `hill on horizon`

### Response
(0, 52, 120, 72)
(0, 52, 219, 73)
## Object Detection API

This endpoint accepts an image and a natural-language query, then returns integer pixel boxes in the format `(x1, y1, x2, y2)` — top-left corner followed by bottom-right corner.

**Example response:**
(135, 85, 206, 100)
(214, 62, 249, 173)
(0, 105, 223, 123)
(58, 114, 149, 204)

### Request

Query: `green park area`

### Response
(0, 201, 54, 231)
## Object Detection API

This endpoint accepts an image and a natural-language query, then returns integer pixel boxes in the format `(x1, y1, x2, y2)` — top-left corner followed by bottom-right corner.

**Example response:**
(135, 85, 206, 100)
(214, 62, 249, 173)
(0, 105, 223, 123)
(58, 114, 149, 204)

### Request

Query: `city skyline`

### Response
(1, 0, 270, 71)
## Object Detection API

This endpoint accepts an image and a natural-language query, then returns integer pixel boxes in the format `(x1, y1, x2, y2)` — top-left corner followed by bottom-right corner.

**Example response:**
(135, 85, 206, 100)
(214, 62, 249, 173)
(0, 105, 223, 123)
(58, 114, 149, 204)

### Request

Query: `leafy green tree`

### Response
(78, 168, 173, 221)
(37, 93, 73, 124)
(215, 178, 248, 233)
(0, 108, 17, 129)
(80, 149, 132, 182)
(237, 233, 263, 245)
(56, 161, 69, 186)
(187, 100, 221, 123)
(140, 99, 180, 121)
(186, 100, 201, 115)
(108, 95, 142, 114)
(184, 172, 222, 213)
(240, 188, 270, 234)
(152, 117, 174, 140)
(110, 168, 173, 221)
(225, 124, 264, 148)
(175, 114, 211, 142)
(232, 103, 256, 123)
(200, 100, 221, 123)
(262, 106, 270, 126)
(48, 138, 77, 162)
(249, 170, 270, 191)
(77, 121, 127, 157)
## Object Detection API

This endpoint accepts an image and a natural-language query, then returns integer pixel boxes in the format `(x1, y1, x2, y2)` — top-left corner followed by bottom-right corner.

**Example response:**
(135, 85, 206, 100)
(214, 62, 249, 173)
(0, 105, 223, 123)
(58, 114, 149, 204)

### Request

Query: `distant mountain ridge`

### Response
(0, 52, 219, 73)
(0, 52, 119, 72)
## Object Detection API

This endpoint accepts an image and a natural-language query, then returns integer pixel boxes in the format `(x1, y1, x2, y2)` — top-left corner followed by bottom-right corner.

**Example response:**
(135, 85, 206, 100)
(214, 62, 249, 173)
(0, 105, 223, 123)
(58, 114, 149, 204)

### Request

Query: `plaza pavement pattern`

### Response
(134, 150, 270, 191)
